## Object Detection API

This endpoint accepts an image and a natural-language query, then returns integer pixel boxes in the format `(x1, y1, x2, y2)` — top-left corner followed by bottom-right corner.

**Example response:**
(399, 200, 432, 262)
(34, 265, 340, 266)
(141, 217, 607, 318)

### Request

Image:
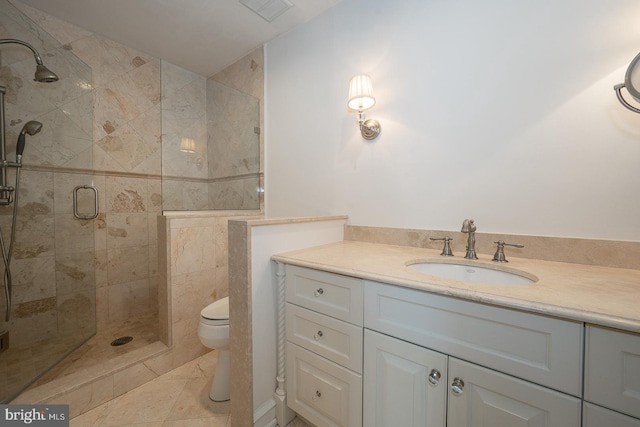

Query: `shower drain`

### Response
(110, 336, 133, 346)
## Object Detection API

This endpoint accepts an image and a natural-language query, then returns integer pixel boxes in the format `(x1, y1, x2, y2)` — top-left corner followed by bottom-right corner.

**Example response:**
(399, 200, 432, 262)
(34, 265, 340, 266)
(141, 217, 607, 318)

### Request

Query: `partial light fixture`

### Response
(180, 137, 196, 154)
(347, 74, 381, 140)
(180, 137, 203, 167)
(614, 52, 640, 113)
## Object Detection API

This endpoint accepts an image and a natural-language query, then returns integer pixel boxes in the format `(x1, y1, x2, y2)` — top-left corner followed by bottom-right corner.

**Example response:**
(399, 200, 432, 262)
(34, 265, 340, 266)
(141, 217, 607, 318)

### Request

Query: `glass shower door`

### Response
(0, 0, 95, 402)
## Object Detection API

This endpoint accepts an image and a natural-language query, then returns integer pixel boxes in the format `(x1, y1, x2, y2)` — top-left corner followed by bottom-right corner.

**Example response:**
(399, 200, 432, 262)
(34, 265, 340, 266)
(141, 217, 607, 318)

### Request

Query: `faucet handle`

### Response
(430, 237, 454, 256)
(492, 240, 524, 262)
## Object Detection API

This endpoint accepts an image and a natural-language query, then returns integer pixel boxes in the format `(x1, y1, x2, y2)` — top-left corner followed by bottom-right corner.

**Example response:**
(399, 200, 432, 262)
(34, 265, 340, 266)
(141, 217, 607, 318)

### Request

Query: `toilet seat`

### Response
(200, 297, 229, 326)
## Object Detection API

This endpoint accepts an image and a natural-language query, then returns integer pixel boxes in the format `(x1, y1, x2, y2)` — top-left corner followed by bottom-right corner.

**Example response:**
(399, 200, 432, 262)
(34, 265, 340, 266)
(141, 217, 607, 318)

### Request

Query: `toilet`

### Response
(197, 296, 230, 401)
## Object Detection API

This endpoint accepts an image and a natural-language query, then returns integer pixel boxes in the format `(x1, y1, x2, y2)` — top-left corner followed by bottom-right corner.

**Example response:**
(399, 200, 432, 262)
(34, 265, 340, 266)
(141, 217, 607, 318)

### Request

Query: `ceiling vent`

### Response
(240, 0, 294, 22)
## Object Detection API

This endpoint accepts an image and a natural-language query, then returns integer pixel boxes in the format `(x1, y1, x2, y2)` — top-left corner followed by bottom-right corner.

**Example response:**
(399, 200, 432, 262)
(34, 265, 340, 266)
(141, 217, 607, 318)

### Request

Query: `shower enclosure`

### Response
(0, 0, 262, 407)
(0, 2, 95, 403)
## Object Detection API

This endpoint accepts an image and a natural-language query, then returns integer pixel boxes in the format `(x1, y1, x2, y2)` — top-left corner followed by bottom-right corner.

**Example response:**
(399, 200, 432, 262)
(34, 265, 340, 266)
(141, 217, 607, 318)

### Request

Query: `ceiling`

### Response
(17, 0, 344, 76)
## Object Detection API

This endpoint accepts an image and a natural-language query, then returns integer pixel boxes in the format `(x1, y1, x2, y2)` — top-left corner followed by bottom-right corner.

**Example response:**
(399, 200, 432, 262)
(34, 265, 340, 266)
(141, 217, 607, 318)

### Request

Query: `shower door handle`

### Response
(73, 185, 99, 220)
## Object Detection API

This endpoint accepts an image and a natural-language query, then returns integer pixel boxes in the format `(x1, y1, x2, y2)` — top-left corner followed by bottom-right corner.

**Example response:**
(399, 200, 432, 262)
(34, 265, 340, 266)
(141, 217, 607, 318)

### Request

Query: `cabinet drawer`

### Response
(448, 358, 581, 427)
(286, 342, 362, 427)
(585, 325, 640, 419)
(583, 403, 640, 427)
(364, 281, 583, 396)
(286, 266, 363, 325)
(287, 303, 363, 373)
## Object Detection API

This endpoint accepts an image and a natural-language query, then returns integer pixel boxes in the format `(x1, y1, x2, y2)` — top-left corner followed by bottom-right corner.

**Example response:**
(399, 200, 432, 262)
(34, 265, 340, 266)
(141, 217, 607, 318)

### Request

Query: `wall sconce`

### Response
(180, 137, 203, 167)
(180, 137, 197, 153)
(347, 74, 381, 140)
(614, 52, 640, 113)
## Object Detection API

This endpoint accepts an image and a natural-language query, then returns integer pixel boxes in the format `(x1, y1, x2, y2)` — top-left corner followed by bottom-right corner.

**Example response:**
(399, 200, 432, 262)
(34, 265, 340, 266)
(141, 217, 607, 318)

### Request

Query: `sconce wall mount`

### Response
(348, 74, 381, 140)
(614, 51, 640, 113)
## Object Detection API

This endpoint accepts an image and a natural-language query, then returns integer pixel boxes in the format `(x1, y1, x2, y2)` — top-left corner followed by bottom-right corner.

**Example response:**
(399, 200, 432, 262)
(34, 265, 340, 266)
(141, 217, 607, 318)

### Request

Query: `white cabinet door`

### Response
(363, 329, 447, 427)
(364, 280, 583, 396)
(583, 402, 640, 427)
(447, 358, 581, 427)
(585, 325, 640, 419)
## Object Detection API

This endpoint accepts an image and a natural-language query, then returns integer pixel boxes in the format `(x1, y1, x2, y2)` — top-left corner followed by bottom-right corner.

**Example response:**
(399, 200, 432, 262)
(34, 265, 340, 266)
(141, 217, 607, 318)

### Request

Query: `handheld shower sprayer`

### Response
(0, 39, 57, 321)
(16, 120, 42, 163)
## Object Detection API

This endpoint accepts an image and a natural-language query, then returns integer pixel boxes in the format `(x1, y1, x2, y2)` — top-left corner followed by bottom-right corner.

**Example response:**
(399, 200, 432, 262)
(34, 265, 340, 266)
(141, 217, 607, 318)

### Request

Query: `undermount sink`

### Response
(407, 260, 537, 285)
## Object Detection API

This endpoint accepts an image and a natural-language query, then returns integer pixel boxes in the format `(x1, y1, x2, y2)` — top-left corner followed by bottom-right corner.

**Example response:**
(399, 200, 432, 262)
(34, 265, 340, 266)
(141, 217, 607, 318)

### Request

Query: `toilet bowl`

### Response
(197, 296, 230, 401)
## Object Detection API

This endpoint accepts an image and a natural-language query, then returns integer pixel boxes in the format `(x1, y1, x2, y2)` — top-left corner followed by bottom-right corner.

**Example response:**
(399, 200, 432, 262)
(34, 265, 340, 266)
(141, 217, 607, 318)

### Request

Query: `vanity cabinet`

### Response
(282, 265, 635, 427)
(363, 280, 584, 397)
(584, 325, 640, 424)
(285, 266, 363, 427)
(363, 329, 581, 427)
(364, 280, 582, 427)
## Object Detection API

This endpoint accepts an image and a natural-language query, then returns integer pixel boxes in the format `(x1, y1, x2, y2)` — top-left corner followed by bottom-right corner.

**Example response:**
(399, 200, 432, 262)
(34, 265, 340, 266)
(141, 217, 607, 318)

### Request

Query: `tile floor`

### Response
(4, 312, 159, 403)
(70, 350, 313, 427)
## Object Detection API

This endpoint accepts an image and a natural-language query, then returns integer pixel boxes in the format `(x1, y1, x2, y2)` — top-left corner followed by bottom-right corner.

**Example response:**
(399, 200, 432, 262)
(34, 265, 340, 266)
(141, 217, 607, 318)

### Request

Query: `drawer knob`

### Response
(428, 369, 441, 385)
(314, 288, 324, 297)
(450, 377, 465, 395)
(314, 330, 324, 340)
(312, 390, 322, 401)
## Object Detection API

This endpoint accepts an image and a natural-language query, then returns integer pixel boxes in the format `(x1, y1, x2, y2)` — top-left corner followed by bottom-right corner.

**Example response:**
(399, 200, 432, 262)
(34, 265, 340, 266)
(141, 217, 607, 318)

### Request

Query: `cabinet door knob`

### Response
(312, 390, 322, 401)
(314, 288, 324, 297)
(428, 369, 441, 385)
(450, 377, 465, 395)
(314, 331, 324, 340)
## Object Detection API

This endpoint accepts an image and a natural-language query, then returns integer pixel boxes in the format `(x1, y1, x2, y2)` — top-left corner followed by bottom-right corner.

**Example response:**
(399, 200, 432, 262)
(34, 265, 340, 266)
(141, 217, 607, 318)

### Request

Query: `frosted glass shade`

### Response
(347, 74, 376, 111)
(180, 137, 196, 153)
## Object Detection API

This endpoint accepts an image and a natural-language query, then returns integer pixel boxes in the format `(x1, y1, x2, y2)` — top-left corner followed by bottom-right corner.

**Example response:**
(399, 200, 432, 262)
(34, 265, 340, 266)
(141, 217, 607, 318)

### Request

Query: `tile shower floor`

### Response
(70, 350, 314, 427)
(4, 311, 159, 403)
(32, 311, 159, 387)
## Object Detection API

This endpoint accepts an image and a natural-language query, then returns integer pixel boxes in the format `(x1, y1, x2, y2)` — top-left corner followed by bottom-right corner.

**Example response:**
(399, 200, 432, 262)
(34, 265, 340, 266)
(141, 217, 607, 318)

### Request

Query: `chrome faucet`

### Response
(461, 219, 478, 259)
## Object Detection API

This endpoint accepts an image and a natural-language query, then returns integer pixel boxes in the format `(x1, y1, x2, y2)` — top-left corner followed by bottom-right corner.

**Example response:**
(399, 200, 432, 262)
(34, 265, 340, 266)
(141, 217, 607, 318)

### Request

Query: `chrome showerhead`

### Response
(34, 63, 59, 83)
(16, 120, 43, 162)
(0, 39, 59, 83)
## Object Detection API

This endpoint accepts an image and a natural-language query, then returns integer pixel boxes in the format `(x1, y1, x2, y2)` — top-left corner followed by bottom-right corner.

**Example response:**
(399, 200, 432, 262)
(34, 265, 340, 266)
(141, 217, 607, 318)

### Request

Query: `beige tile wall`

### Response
(7, 0, 163, 335)
(344, 225, 640, 270)
(162, 47, 264, 211)
(159, 212, 262, 368)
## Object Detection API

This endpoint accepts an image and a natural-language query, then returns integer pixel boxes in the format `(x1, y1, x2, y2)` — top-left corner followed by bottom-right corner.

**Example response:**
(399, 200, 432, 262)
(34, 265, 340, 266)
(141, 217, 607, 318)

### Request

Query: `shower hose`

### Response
(1, 167, 20, 322)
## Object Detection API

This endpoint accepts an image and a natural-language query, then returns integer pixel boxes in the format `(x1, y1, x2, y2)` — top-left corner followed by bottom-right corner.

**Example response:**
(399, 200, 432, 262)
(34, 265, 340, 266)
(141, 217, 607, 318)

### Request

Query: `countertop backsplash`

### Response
(344, 225, 640, 270)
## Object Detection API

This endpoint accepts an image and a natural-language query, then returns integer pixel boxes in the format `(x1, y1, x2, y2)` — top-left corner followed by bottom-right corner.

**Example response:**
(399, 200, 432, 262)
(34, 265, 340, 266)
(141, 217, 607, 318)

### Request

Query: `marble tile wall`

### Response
(209, 48, 264, 211)
(2, 0, 162, 343)
(59, 34, 161, 331)
(162, 48, 264, 211)
(159, 211, 262, 368)
(161, 62, 207, 183)
(344, 225, 640, 270)
(0, 0, 96, 356)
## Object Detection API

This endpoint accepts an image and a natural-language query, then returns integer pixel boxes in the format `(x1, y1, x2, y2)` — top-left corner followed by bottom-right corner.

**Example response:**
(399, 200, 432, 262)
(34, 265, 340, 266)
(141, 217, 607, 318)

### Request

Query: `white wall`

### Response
(265, 0, 640, 241)
(249, 218, 346, 424)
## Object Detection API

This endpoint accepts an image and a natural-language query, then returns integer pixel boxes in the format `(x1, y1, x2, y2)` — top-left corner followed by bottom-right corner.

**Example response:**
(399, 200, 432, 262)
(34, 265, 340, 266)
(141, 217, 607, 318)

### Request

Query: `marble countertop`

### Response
(272, 240, 640, 334)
